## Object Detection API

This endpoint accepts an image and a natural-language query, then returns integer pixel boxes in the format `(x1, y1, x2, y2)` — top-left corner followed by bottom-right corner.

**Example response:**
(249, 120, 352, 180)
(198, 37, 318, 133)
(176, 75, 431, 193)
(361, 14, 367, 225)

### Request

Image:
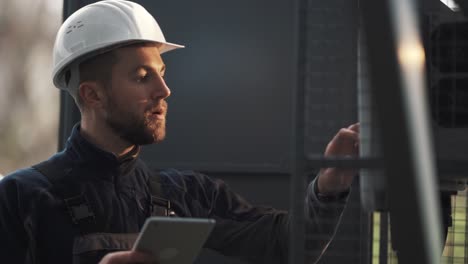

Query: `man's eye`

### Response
(137, 74, 149, 82)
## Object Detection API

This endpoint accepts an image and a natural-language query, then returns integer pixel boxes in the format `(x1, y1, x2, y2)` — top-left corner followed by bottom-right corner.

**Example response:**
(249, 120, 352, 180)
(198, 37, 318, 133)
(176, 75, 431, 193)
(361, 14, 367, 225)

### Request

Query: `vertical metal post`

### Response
(289, 0, 308, 262)
(379, 213, 389, 264)
(360, 0, 443, 263)
(58, 0, 84, 150)
(359, 211, 372, 264)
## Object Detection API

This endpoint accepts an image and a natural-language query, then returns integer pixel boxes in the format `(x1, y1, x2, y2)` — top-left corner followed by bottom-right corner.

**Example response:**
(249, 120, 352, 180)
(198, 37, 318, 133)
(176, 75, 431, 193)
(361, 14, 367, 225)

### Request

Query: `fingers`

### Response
(347, 122, 360, 133)
(334, 127, 359, 143)
(325, 124, 360, 157)
(346, 123, 360, 148)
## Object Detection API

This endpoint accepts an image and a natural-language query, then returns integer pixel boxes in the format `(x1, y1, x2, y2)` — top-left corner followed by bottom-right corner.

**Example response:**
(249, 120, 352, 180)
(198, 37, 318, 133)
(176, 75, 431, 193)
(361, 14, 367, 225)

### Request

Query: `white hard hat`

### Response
(52, 0, 184, 90)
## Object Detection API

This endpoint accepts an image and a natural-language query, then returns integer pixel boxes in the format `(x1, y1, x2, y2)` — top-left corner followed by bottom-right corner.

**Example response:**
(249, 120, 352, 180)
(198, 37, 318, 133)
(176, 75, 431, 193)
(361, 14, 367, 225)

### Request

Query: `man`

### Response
(0, 1, 359, 263)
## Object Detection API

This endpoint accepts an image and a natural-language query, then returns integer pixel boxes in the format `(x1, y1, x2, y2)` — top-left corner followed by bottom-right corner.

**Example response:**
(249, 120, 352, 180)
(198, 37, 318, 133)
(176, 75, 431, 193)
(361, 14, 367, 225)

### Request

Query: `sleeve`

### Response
(174, 170, 348, 264)
(0, 176, 30, 263)
(304, 177, 349, 261)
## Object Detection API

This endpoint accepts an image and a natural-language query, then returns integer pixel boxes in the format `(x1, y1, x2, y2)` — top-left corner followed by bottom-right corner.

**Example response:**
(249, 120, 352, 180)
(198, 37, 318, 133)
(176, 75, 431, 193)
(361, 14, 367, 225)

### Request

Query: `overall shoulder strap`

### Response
(33, 159, 71, 184)
(32, 159, 97, 233)
(147, 173, 175, 217)
(147, 172, 162, 197)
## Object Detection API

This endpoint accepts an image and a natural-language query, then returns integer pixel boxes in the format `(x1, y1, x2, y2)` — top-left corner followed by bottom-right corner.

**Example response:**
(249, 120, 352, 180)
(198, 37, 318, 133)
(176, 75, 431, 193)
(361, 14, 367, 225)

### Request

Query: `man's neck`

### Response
(80, 119, 136, 158)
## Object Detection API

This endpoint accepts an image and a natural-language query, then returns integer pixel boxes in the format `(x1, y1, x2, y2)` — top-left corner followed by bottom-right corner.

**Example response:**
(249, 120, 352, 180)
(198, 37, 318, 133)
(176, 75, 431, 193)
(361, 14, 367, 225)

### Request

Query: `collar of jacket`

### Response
(63, 123, 142, 180)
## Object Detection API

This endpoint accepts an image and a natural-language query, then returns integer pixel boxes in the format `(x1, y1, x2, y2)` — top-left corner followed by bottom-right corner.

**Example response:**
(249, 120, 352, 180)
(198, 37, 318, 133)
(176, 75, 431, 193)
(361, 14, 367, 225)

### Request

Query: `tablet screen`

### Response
(133, 217, 216, 264)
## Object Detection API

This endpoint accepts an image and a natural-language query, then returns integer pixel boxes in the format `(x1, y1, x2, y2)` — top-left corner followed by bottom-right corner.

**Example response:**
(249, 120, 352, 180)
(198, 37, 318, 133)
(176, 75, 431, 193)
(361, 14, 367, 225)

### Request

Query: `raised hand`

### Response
(317, 123, 360, 195)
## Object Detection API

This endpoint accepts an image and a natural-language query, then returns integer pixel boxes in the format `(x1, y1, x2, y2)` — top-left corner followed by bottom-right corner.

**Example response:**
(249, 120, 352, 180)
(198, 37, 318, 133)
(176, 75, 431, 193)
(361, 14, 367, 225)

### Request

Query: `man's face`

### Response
(102, 45, 170, 145)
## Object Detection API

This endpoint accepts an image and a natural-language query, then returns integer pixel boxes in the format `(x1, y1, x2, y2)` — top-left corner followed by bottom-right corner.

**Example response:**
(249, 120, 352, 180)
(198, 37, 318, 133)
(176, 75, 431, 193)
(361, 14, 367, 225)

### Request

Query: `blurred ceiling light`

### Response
(398, 42, 426, 69)
(440, 0, 460, 11)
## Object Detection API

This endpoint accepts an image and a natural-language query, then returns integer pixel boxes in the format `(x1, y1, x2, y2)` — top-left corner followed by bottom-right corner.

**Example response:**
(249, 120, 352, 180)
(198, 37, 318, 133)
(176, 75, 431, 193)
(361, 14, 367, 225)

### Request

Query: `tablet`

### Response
(132, 217, 216, 264)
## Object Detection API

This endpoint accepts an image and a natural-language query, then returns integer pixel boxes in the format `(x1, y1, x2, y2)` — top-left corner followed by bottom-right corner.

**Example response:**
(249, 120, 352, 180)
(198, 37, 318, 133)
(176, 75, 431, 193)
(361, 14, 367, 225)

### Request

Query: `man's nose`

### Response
(151, 75, 171, 99)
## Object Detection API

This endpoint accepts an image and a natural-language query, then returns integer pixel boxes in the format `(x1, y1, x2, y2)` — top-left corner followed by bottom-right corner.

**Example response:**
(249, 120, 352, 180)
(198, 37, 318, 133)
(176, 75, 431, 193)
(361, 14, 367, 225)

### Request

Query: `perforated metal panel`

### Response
(303, 0, 358, 158)
(301, 1, 372, 263)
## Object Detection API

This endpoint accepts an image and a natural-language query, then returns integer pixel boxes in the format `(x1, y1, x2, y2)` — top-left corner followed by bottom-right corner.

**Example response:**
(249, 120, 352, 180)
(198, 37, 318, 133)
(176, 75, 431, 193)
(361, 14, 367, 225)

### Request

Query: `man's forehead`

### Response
(114, 45, 164, 68)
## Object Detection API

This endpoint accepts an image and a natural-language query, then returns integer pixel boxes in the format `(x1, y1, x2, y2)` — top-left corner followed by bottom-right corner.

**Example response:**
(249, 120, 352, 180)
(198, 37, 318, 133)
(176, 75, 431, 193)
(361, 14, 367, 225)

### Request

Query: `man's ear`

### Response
(78, 81, 107, 109)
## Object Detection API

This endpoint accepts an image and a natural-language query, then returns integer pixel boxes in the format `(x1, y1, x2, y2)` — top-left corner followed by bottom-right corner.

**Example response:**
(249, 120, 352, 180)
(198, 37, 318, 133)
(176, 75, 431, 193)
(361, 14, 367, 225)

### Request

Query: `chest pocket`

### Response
(72, 233, 138, 264)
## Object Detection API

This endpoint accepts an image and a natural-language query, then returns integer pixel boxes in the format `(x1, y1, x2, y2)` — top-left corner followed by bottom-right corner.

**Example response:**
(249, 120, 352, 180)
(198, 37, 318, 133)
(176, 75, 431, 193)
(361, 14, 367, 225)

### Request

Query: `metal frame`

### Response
(359, 211, 373, 264)
(379, 212, 389, 264)
(299, 0, 371, 262)
(58, 0, 84, 150)
(360, 0, 443, 263)
(289, 0, 308, 261)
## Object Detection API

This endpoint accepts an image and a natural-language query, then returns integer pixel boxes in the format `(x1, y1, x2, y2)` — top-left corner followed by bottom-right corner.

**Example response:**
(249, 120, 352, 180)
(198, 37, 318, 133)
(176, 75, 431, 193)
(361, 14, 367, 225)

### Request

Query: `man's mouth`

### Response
(151, 108, 166, 120)
(148, 101, 168, 121)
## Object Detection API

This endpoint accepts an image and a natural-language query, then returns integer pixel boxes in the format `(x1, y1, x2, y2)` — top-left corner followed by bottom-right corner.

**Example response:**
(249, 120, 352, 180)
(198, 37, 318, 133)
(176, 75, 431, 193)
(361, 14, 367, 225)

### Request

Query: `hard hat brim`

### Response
(160, 41, 185, 54)
(53, 39, 184, 90)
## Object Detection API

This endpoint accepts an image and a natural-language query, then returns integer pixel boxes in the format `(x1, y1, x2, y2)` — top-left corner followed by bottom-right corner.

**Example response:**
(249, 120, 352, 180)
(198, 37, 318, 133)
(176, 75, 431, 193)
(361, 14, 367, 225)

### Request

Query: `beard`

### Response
(104, 96, 168, 145)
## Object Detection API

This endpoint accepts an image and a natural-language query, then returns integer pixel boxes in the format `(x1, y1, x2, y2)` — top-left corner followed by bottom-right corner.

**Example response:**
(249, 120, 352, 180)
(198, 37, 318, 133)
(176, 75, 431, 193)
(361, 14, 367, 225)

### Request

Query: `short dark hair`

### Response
(76, 50, 118, 108)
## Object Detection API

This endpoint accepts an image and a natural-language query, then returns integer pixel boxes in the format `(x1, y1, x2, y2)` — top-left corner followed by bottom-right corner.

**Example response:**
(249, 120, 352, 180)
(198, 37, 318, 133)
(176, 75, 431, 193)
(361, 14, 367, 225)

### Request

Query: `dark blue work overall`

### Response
(0, 125, 344, 264)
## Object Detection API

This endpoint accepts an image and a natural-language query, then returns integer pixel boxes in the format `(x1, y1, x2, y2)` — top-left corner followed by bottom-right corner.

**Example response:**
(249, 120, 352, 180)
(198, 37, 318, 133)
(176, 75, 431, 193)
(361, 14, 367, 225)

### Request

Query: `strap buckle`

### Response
(150, 196, 176, 217)
(64, 194, 96, 224)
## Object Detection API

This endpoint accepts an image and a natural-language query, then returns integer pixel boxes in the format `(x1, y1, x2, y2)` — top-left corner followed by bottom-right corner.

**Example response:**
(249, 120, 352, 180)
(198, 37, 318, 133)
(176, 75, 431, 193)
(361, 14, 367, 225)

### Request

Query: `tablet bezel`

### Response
(132, 217, 216, 264)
